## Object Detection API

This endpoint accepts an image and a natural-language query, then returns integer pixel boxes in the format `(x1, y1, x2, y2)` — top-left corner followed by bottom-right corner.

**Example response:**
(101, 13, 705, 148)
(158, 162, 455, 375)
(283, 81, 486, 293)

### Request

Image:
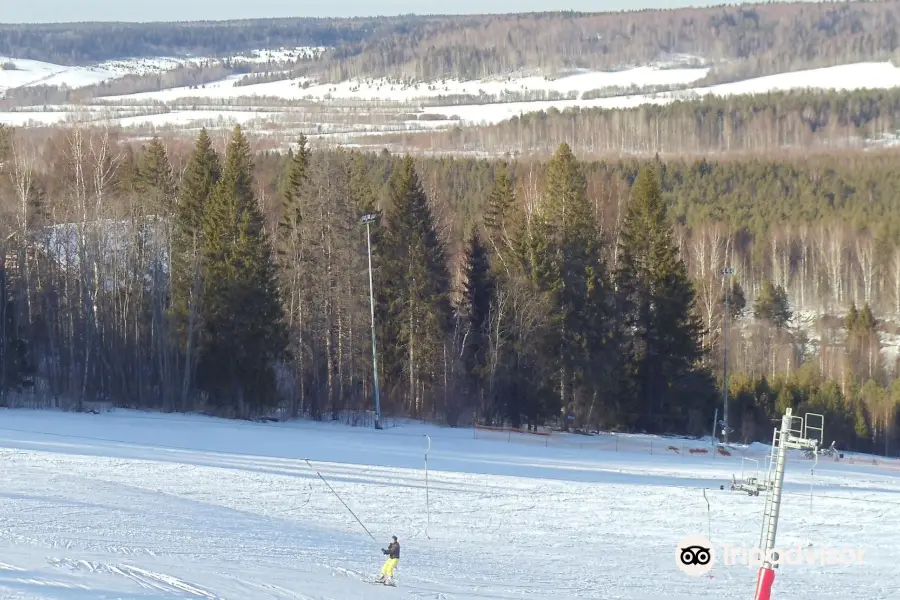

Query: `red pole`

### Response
(753, 567, 775, 600)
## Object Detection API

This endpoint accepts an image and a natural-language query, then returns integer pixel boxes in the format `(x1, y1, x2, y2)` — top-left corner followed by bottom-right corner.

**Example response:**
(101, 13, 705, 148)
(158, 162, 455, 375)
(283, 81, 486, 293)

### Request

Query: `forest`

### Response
(5, 1, 900, 84)
(385, 87, 900, 157)
(0, 122, 898, 458)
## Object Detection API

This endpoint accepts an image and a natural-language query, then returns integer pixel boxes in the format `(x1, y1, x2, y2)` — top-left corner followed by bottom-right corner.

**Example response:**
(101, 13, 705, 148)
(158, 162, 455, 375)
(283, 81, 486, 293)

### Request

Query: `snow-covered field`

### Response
(4, 59, 900, 143)
(0, 408, 896, 599)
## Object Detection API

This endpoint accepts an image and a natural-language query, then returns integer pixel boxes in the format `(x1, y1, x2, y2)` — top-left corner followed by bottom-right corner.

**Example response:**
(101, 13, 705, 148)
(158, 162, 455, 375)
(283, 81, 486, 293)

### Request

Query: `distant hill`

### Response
(4, 2, 900, 84)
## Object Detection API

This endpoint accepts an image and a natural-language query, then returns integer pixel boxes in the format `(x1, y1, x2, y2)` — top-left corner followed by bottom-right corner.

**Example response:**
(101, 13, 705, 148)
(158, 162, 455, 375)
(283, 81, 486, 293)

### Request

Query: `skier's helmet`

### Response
(392, 536, 398, 541)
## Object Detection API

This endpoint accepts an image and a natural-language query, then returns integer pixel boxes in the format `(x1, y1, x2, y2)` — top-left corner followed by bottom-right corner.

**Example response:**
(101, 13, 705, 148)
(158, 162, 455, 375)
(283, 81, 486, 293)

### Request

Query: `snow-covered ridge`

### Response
(0, 56, 210, 93)
(0, 46, 327, 95)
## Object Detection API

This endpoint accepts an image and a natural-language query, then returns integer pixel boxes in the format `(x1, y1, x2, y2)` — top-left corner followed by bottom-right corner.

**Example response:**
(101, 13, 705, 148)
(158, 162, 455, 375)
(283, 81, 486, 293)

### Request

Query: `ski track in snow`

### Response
(0, 408, 896, 599)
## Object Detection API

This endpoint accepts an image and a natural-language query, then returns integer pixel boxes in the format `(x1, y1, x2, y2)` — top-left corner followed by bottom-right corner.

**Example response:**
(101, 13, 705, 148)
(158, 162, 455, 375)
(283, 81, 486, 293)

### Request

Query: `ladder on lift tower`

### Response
(752, 409, 824, 600)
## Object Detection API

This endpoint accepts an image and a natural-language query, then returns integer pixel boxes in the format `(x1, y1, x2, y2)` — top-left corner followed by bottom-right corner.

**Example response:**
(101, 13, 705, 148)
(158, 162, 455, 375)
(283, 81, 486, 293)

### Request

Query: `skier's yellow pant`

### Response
(381, 558, 398, 579)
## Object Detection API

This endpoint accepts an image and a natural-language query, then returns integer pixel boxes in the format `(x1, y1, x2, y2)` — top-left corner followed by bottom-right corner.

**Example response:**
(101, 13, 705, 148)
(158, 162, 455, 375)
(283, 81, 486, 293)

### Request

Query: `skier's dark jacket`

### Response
(384, 542, 400, 559)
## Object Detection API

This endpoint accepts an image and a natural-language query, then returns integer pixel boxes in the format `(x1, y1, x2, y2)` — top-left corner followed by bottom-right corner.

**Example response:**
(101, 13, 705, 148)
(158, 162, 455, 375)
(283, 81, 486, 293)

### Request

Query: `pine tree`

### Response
(197, 126, 287, 416)
(754, 280, 791, 329)
(614, 166, 713, 433)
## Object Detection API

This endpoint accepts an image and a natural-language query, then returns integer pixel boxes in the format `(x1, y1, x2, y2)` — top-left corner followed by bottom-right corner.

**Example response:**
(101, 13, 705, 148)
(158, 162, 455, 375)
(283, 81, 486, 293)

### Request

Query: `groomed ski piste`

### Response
(0, 408, 897, 600)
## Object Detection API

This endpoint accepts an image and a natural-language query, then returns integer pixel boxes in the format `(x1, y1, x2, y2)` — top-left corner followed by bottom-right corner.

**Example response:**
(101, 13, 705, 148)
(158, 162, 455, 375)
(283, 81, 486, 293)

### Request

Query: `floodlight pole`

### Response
(722, 266, 735, 444)
(362, 213, 382, 430)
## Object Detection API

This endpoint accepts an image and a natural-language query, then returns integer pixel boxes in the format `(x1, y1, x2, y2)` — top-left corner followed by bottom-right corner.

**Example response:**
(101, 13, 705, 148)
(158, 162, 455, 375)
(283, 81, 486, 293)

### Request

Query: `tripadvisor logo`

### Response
(675, 535, 866, 576)
(676, 535, 715, 576)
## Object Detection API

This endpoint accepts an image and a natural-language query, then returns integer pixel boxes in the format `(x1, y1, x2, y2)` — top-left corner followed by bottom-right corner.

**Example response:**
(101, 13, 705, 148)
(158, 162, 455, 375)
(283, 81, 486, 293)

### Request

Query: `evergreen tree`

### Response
(614, 166, 713, 433)
(0, 265, 33, 403)
(197, 126, 287, 416)
(171, 129, 220, 407)
(533, 143, 614, 429)
(504, 209, 555, 430)
(115, 145, 141, 197)
(754, 280, 792, 329)
(459, 229, 494, 419)
(0, 125, 9, 163)
(483, 161, 515, 259)
(276, 135, 312, 323)
(176, 129, 220, 246)
(725, 279, 746, 321)
(845, 302, 881, 381)
(380, 155, 452, 416)
(25, 179, 50, 230)
(274, 135, 313, 416)
(137, 137, 176, 215)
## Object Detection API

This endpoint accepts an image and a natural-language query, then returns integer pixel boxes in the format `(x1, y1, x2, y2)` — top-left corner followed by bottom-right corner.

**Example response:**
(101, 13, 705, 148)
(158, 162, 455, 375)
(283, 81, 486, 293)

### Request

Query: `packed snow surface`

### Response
(0, 409, 897, 599)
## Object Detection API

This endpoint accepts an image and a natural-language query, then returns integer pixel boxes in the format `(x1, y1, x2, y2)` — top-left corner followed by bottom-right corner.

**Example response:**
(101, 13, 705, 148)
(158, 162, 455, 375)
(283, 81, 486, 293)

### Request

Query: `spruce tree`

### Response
(276, 135, 312, 324)
(275, 135, 324, 417)
(534, 143, 614, 429)
(484, 161, 515, 258)
(459, 229, 494, 419)
(116, 145, 141, 198)
(171, 129, 220, 406)
(614, 166, 712, 432)
(0, 265, 33, 402)
(197, 126, 287, 416)
(137, 137, 176, 215)
(380, 156, 452, 415)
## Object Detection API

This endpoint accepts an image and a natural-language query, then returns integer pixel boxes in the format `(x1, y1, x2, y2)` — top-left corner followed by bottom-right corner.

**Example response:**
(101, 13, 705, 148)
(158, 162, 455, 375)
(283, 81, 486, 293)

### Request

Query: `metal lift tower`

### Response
(753, 408, 823, 600)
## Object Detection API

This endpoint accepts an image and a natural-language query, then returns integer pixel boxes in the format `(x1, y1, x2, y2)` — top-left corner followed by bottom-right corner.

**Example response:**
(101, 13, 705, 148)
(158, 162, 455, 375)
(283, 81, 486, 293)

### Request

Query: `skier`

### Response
(376, 536, 400, 585)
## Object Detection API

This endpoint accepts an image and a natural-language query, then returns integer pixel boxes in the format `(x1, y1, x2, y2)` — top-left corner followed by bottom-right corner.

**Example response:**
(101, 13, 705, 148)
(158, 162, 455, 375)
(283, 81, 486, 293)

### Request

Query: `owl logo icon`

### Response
(676, 535, 715, 576)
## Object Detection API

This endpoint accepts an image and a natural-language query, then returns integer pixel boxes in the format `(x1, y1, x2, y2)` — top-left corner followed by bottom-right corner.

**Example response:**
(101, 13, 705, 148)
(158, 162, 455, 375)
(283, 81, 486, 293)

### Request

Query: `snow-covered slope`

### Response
(422, 62, 900, 125)
(4, 60, 900, 135)
(0, 409, 895, 599)
(0, 56, 205, 93)
(98, 64, 712, 103)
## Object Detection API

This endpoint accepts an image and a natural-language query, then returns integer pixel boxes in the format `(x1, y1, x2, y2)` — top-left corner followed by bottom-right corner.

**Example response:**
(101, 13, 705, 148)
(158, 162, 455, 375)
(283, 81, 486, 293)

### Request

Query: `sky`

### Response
(5, 0, 775, 24)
